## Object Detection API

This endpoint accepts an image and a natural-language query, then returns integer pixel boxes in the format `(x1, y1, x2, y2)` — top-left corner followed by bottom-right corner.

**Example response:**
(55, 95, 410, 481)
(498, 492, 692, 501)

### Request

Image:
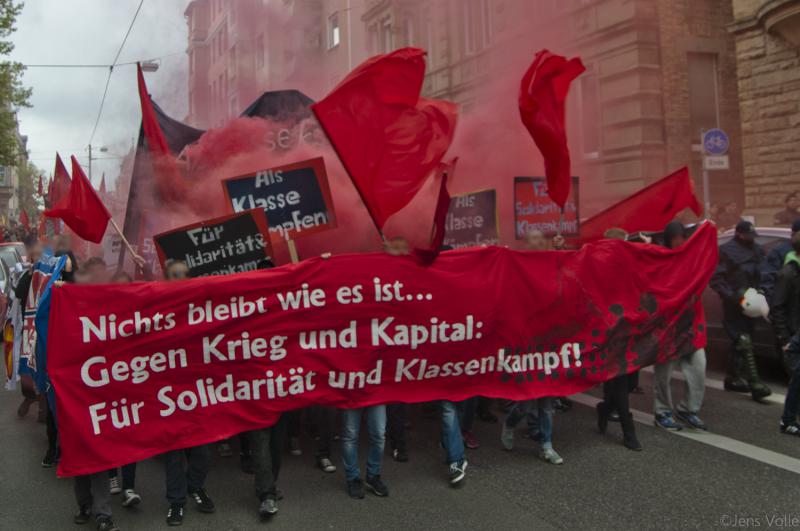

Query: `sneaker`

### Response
(539, 448, 564, 465)
(448, 459, 468, 486)
(675, 410, 708, 431)
(347, 478, 365, 499)
(166, 504, 184, 526)
(218, 442, 233, 457)
(188, 488, 215, 513)
(318, 456, 337, 473)
(780, 420, 800, 436)
(365, 475, 389, 497)
(74, 504, 92, 524)
(240, 452, 255, 474)
(95, 516, 120, 531)
(654, 412, 683, 431)
(391, 448, 409, 462)
(109, 475, 122, 495)
(41, 449, 57, 468)
(500, 422, 514, 450)
(462, 430, 480, 449)
(121, 489, 141, 508)
(289, 437, 302, 456)
(258, 497, 278, 517)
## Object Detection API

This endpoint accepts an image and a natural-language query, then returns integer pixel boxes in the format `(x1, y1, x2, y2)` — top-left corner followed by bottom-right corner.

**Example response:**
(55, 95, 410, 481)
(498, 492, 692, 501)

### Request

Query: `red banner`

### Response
(48, 222, 718, 476)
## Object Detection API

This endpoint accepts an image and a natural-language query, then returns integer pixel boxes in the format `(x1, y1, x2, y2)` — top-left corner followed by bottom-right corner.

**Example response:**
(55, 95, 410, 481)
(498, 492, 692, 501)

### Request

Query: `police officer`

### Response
(710, 220, 772, 401)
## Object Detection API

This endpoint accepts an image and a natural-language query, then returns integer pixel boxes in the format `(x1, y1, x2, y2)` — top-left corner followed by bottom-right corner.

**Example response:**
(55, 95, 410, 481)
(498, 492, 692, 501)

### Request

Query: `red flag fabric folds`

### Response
(519, 50, 585, 209)
(137, 63, 186, 204)
(312, 47, 458, 230)
(580, 167, 703, 242)
(19, 210, 30, 230)
(44, 156, 111, 244)
(51, 154, 71, 207)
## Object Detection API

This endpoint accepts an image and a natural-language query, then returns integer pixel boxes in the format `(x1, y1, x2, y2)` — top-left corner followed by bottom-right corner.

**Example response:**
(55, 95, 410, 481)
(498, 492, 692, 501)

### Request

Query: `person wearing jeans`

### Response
(441, 401, 467, 485)
(341, 405, 388, 499)
(164, 444, 214, 526)
(653, 349, 708, 430)
(501, 398, 562, 464)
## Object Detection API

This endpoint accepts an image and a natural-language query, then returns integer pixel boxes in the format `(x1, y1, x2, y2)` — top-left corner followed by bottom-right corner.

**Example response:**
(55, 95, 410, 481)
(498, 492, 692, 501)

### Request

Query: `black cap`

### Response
(791, 219, 800, 233)
(735, 220, 757, 235)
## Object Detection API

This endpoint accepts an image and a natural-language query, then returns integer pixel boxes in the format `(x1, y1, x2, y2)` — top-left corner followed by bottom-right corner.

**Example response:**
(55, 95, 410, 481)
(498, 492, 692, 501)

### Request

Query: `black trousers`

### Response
(722, 307, 756, 377)
(310, 405, 337, 458)
(250, 415, 286, 501)
(387, 403, 407, 452)
(601, 374, 633, 419)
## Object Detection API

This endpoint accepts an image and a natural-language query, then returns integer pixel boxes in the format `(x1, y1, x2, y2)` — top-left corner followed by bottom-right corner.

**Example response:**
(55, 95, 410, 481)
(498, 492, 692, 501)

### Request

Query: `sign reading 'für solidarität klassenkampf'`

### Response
(153, 209, 273, 277)
(514, 176, 580, 238)
(222, 157, 336, 240)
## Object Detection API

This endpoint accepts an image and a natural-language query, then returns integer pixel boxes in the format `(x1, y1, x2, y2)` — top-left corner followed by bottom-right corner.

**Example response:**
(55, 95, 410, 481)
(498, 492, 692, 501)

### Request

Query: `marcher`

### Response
(161, 260, 215, 527)
(774, 191, 800, 227)
(760, 219, 800, 301)
(652, 222, 708, 431)
(341, 405, 389, 498)
(595, 228, 642, 451)
(710, 220, 772, 401)
(770, 232, 800, 435)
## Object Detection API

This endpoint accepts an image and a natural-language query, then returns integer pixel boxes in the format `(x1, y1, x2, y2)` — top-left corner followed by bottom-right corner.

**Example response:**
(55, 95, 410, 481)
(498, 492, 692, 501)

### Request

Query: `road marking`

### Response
(639, 366, 786, 404)
(571, 393, 800, 475)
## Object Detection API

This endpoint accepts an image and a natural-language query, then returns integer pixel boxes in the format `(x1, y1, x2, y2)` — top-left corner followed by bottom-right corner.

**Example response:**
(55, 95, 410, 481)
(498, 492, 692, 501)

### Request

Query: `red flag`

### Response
(137, 62, 185, 203)
(99, 173, 107, 196)
(19, 210, 30, 230)
(51, 154, 71, 206)
(45, 156, 111, 244)
(519, 50, 585, 209)
(579, 167, 703, 242)
(37, 175, 43, 196)
(312, 47, 458, 231)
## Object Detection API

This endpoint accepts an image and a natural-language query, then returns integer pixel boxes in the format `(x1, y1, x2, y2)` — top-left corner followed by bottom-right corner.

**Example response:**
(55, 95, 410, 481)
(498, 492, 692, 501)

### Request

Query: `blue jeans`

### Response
(783, 350, 800, 424)
(341, 405, 386, 481)
(505, 398, 554, 449)
(441, 400, 465, 464)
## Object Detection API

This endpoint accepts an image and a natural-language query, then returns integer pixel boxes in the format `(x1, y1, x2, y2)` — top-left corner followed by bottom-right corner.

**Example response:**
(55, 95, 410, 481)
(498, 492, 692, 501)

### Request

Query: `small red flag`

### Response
(312, 47, 458, 231)
(579, 167, 703, 242)
(413, 158, 455, 264)
(137, 63, 185, 203)
(519, 50, 585, 209)
(19, 210, 30, 230)
(44, 156, 111, 244)
(99, 173, 107, 196)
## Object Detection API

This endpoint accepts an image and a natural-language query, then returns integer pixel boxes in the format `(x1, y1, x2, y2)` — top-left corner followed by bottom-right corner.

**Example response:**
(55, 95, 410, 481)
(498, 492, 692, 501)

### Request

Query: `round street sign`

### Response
(702, 128, 729, 155)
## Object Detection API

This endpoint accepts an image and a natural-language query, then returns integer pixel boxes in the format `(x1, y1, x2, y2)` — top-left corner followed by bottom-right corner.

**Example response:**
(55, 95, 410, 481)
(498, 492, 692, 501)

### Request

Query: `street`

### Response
(2, 363, 799, 531)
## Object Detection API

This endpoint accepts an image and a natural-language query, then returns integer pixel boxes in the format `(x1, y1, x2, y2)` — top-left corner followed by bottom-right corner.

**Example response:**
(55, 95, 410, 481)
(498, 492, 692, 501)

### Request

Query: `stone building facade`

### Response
(730, 0, 800, 224)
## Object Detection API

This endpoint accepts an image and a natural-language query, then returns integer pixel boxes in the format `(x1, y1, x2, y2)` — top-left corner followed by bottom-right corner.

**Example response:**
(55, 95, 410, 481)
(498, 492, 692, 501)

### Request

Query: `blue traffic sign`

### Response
(702, 128, 729, 155)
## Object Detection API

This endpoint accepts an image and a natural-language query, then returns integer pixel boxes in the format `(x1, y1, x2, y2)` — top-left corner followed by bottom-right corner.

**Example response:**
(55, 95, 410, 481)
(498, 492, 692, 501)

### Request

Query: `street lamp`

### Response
(140, 60, 159, 72)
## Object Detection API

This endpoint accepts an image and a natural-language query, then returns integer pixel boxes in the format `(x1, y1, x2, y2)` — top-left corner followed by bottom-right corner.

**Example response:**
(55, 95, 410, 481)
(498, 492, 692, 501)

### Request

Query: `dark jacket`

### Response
(772, 253, 800, 345)
(710, 237, 765, 309)
(761, 240, 792, 301)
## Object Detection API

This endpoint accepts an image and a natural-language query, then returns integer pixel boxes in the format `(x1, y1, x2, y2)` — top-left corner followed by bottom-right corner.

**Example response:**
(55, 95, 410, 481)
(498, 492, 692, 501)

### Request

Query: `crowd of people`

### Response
(4, 212, 800, 531)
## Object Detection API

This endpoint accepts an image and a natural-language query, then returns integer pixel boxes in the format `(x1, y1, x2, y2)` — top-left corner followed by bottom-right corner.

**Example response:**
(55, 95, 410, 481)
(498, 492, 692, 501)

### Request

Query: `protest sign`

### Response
(443, 189, 498, 249)
(154, 210, 272, 277)
(47, 222, 718, 476)
(222, 157, 336, 240)
(514, 176, 580, 237)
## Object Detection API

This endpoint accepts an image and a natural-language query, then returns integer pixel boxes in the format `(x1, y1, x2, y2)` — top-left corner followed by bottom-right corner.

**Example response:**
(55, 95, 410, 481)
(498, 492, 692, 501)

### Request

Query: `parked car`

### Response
(702, 227, 791, 372)
(0, 242, 23, 270)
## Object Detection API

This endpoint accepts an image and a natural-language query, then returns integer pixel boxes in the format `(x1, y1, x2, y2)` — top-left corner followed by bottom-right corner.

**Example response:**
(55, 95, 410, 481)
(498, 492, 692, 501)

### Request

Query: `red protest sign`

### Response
(47, 222, 717, 476)
(514, 176, 580, 238)
(153, 209, 273, 277)
(222, 157, 336, 241)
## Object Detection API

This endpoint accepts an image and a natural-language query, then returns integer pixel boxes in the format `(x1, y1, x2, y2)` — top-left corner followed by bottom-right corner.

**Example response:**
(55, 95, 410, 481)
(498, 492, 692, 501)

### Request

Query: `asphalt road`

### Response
(2, 363, 799, 531)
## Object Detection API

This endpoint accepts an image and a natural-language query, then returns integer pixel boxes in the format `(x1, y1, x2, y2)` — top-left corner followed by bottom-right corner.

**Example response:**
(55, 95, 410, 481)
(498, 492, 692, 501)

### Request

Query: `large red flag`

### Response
(519, 50, 585, 209)
(312, 47, 458, 231)
(137, 62, 185, 203)
(45, 156, 111, 244)
(579, 167, 703, 242)
(19, 210, 29, 230)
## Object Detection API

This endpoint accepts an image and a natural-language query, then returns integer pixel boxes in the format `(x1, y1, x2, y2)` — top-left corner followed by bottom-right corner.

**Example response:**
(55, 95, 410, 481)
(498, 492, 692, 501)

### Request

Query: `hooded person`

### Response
(652, 222, 708, 431)
(710, 220, 772, 401)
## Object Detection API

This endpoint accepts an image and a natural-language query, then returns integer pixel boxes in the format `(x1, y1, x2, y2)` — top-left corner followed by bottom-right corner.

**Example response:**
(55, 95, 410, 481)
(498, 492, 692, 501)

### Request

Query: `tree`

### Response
(0, 0, 30, 167)
(17, 159, 39, 217)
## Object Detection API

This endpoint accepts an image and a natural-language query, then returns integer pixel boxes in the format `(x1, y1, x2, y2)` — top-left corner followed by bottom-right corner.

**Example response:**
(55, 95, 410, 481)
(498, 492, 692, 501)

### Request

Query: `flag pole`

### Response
(108, 218, 138, 258)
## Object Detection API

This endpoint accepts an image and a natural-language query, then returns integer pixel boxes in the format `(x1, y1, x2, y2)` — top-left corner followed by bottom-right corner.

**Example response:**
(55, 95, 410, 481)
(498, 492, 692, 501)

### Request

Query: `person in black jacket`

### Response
(710, 220, 772, 401)
(761, 219, 800, 301)
(771, 232, 800, 434)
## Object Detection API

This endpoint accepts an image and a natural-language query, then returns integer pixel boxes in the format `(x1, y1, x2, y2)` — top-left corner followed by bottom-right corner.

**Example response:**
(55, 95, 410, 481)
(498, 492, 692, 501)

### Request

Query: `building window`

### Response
(328, 13, 340, 49)
(579, 72, 600, 157)
(0, 167, 6, 186)
(687, 52, 720, 141)
(463, 0, 492, 56)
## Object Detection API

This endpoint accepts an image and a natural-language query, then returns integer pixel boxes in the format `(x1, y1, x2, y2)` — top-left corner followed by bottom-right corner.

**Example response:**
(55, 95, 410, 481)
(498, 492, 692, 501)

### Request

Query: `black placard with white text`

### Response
(443, 189, 499, 248)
